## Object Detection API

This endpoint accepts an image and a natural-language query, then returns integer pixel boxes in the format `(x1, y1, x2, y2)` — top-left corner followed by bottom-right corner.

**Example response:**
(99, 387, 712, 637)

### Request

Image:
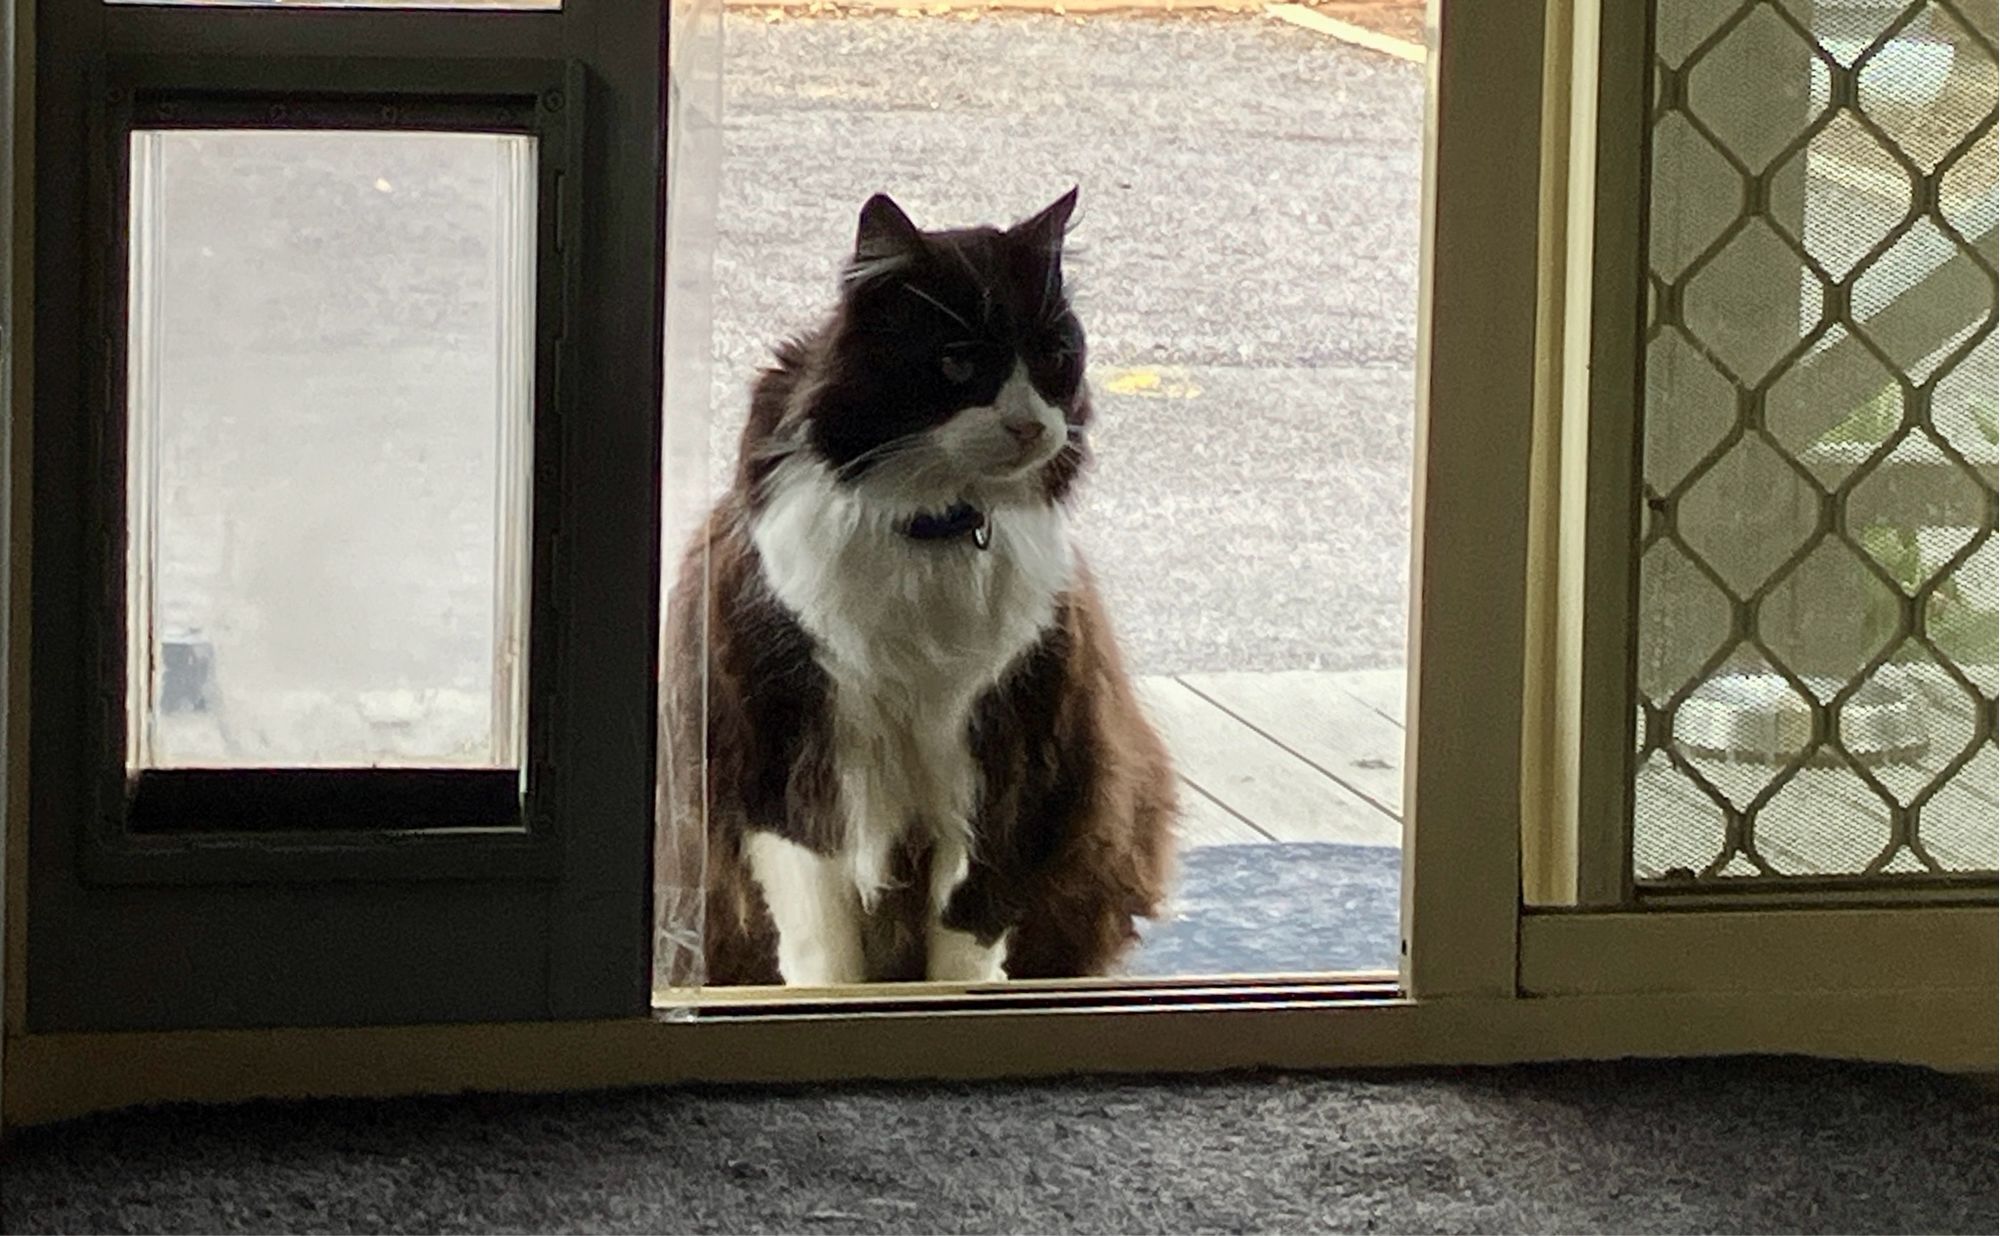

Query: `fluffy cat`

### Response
(665, 189, 1176, 985)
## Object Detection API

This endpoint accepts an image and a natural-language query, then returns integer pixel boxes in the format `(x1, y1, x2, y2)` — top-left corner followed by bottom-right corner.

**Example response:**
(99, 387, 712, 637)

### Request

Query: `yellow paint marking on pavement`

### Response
(1103, 366, 1203, 398)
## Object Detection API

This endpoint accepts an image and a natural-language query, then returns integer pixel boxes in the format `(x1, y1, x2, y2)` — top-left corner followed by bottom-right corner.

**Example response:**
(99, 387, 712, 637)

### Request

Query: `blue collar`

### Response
(903, 502, 992, 549)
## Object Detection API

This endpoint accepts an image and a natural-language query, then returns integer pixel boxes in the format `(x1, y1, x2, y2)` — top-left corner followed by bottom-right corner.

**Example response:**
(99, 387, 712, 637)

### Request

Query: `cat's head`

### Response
(770, 190, 1090, 510)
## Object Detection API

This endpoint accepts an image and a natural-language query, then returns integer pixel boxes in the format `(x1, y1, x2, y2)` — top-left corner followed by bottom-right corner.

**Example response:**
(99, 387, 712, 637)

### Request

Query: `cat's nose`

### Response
(1003, 419, 1046, 447)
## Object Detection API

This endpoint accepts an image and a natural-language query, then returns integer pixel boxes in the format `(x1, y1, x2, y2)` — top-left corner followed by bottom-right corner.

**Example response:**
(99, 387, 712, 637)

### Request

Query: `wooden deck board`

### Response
(1174, 784, 1273, 847)
(1925, 745, 1999, 870)
(1632, 760, 1732, 878)
(1141, 665, 1993, 876)
(1762, 769, 1898, 876)
(1636, 753, 1998, 877)
(1333, 667, 1407, 727)
(1177, 669, 1406, 817)
(1783, 746, 2000, 873)
(1136, 676, 1401, 848)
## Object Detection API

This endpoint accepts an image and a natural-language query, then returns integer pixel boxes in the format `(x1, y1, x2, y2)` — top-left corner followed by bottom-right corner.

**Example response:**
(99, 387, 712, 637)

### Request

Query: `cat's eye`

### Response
(940, 353, 976, 385)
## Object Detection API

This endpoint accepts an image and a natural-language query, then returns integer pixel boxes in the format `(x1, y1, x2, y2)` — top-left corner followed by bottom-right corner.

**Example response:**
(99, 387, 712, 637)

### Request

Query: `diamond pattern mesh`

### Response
(1635, 0, 1998, 884)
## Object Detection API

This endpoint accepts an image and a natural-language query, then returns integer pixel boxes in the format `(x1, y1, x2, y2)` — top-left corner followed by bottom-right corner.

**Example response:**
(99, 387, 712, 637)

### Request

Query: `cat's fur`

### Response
(664, 190, 1176, 985)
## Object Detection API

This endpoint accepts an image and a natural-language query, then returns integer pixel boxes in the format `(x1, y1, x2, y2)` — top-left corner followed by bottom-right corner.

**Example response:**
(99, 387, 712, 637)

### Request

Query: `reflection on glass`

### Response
(127, 129, 536, 769)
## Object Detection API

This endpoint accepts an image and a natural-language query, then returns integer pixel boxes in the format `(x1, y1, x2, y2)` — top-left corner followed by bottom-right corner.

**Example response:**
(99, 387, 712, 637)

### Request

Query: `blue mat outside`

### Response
(1128, 842, 1402, 977)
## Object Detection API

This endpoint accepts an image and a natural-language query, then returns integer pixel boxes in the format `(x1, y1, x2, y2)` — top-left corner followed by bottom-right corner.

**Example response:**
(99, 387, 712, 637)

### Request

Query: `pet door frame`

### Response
(15, 0, 667, 1033)
(87, 58, 572, 863)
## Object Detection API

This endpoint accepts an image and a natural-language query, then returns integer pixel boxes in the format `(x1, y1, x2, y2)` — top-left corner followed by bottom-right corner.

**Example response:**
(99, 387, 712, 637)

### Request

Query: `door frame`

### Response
(6, 0, 1995, 1128)
(1518, 0, 1998, 990)
(0, 0, 22, 1126)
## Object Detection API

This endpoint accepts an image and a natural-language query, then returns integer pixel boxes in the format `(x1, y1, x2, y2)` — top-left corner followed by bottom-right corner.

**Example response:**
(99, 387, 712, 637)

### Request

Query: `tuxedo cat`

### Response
(665, 189, 1175, 985)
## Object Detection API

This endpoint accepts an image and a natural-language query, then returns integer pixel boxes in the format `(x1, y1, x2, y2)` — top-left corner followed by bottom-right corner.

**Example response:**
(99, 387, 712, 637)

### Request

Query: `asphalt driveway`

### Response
(704, 10, 1426, 674)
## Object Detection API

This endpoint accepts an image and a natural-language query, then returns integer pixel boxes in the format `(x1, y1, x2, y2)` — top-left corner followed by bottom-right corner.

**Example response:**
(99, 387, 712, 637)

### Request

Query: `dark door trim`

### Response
(27, 0, 664, 1030)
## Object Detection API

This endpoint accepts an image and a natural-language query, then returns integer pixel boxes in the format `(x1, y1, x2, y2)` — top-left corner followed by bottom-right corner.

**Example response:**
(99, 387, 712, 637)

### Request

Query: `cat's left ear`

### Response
(1014, 186, 1079, 256)
(854, 193, 923, 266)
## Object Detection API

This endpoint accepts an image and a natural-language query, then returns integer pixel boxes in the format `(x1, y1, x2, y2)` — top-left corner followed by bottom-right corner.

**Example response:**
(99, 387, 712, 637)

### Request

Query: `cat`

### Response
(664, 189, 1176, 986)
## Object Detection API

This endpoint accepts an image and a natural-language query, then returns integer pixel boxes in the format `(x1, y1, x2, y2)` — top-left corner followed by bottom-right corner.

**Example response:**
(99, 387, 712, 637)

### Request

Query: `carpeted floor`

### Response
(3, 1058, 1993, 1234)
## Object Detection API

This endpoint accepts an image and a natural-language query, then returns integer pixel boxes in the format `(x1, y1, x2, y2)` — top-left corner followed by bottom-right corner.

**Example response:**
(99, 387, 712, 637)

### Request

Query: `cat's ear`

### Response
(1013, 186, 1079, 255)
(853, 193, 923, 267)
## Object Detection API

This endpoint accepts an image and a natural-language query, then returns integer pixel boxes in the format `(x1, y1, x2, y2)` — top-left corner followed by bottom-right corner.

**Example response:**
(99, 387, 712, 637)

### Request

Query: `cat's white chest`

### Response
(751, 459, 1072, 902)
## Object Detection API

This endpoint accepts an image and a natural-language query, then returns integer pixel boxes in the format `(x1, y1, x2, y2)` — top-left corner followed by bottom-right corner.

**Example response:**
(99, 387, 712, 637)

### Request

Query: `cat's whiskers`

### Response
(834, 432, 932, 483)
(899, 282, 973, 333)
(866, 452, 969, 513)
(941, 244, 996, 325)
(843, 254, 908, 287)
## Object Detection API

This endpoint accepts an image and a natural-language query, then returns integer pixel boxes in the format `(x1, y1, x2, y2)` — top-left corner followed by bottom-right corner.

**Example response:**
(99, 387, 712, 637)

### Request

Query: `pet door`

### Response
(654, 0, 1430, 999)
(126, 129, 535, 777)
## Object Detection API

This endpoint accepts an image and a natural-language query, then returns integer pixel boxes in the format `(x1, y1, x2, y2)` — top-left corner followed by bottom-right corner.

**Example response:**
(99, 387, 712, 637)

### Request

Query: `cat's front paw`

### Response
(926, 925, 1009, 984)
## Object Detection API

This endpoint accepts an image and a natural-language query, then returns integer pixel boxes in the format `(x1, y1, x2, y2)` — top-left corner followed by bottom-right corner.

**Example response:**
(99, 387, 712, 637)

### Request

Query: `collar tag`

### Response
(903, 502, 991, 550)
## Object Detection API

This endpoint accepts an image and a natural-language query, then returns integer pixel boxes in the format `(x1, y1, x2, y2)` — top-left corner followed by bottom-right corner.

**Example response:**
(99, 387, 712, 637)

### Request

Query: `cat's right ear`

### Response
(853, 193, 923, 268)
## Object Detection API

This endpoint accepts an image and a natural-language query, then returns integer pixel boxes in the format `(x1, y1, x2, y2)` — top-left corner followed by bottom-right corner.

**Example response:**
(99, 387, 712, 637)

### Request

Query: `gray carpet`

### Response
(3, 1059, 1993, 1234)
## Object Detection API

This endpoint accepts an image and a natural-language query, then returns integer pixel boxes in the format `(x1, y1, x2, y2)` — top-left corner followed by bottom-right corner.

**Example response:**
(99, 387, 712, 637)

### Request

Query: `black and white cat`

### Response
(665, 189, 1176, 985)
